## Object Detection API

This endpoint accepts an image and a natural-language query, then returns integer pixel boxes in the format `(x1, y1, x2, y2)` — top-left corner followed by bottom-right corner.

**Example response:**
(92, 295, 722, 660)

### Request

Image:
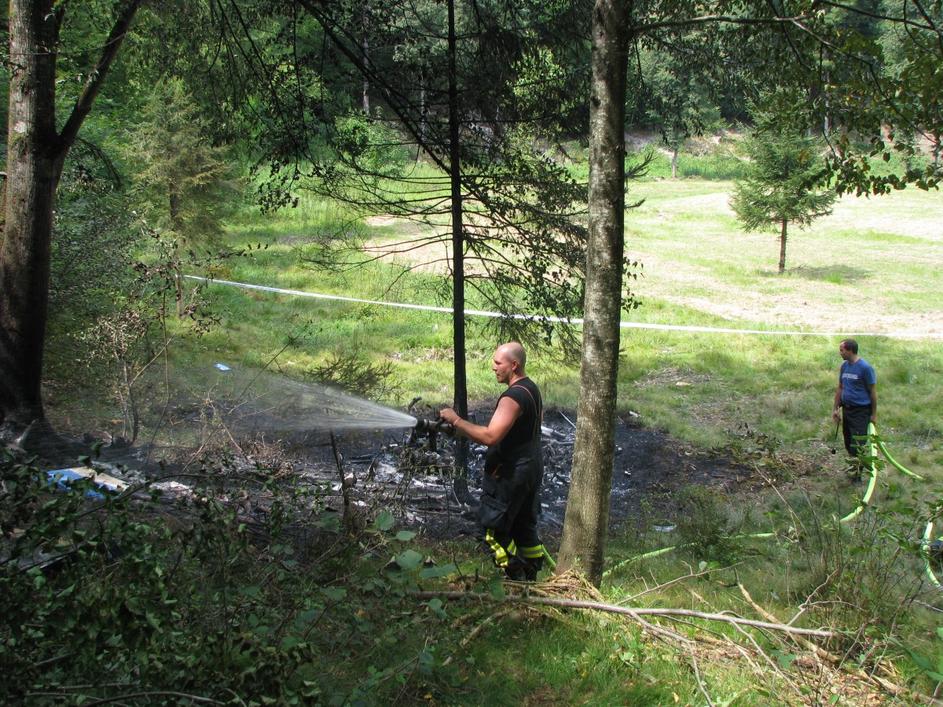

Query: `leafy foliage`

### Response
(216, 0, 639, 355)
(731, 128, 835, 230)
(46, 139, 141, 380)
(123, 78, 239, 251)
(310, 352, 402, 401)
(675, 485, 742, 564)
(0, 449, 460, 704)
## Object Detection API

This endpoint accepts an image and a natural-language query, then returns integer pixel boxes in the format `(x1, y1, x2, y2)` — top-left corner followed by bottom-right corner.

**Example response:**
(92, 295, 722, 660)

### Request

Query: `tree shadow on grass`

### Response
(758, 265, 870, 284)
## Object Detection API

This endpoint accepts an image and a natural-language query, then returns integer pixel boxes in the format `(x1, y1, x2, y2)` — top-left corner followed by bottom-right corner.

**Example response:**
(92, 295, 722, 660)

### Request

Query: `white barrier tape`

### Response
(186, 275, 941, 339)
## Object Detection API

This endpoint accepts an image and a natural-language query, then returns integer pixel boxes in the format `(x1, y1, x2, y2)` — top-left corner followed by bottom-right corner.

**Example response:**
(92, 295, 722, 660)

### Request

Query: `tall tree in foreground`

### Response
(0, 0, 144, 440)
(556, 0, 629, 585)
(731, 99, 837, 274)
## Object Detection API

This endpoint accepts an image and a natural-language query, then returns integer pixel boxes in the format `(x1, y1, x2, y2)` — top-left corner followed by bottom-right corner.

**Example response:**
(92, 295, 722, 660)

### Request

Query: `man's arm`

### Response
(440, 396, 521, 446)
(832, 381, 843, 422)
(868, 383, 877, 422)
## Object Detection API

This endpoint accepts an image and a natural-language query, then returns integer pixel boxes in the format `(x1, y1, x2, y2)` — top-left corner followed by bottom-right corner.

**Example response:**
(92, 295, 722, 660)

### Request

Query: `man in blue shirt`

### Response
(831, 338, 877, 473)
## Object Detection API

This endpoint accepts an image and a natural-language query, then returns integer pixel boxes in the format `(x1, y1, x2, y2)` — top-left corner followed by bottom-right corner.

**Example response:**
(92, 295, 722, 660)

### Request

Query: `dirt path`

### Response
(360, 188, 943, 337)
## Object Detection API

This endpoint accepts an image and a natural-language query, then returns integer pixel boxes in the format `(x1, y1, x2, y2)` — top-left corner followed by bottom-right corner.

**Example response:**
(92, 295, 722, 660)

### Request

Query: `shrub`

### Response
(0, 448, 444, 704)
(675, 485, 741, 564)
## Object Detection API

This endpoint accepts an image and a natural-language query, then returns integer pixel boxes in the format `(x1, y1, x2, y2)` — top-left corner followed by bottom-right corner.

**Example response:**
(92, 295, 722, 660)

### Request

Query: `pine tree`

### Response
(125, 79, 238, 314)
(731, 115, 837, 274)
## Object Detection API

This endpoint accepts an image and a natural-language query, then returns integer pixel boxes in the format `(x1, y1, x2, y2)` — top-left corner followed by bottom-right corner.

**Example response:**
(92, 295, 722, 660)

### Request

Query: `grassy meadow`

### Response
(201, 150, 943, 483)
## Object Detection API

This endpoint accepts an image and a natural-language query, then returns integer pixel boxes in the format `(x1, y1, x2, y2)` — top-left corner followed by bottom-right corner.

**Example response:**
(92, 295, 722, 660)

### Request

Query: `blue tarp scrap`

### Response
(46, 467, 129, 500)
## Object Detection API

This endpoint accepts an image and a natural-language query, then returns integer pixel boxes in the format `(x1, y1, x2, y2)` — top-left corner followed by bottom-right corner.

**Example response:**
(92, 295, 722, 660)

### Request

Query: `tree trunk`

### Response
(447, 0, 472, 504)
(169, 191, 187, 316)
(361, 33, 370, 114)
(0, 0, 143, 437)
(419, 71, 427, 144)
(671, 145, 678, 179)
(778, 218, 787, 274)
(0, 0, 60, 433)
(557, 0, 629, 586)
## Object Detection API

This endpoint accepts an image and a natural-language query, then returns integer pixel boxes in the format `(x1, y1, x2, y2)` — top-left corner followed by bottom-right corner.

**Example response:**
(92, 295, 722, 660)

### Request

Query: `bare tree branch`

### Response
(414, 590, 836, 638)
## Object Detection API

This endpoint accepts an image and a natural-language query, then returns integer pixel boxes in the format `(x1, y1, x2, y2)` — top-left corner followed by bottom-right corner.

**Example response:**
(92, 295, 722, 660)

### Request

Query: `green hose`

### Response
(542, 547, 557, 570)
(603, 532, 777, 579)
(923, 521, 942, 590)
(603, 544, 690, 578)
(838, 422, 879, 523)
(603, 423, 936, 586)
(874, 425, 939, 588)
(877, 439, 924, 480)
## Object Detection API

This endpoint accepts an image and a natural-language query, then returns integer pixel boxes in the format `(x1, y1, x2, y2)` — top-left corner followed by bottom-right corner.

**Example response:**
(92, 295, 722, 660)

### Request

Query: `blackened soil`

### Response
(538, 409, 753, 539)
(51, 406, 756, 545)
(314, 407, 755, 543)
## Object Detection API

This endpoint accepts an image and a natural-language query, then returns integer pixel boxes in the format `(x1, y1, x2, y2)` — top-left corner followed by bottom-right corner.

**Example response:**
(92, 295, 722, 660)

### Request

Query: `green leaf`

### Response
(295, 608, 321, 626)
(145, 611, 161, 630)
(280, 635, 302, 650)
(395, 530, 417, 542)
(395, 550, 423, 571)
(420, 563, 458, 579)
(427, 598, 447, 619)
(321, 586, 347, 602)
(373, 510, 395, 532)
(489, 578, 506, 599)
(315, 513, 341, 532)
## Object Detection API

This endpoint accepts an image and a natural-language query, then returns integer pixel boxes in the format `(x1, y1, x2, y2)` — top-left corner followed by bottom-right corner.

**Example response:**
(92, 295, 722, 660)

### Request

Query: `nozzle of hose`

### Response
(414, 417, 454, 436)
(407, 417, 454, 453)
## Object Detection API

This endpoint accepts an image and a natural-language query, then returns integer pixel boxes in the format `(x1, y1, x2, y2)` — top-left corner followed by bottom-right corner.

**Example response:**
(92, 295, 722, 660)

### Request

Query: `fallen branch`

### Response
(23, 691, 224, 706)
(507, 574, 694, 646)
(688, 654, 715, 707)
(621, 562, 743, 604)
(414, 590, 835, 638)
(442, 610, 509, 666)
(737, 583, 930, 702)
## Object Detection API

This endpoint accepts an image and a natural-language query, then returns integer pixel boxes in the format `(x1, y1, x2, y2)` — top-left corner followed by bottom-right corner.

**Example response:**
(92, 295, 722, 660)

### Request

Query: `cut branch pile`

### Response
(417, 571, 936, 704)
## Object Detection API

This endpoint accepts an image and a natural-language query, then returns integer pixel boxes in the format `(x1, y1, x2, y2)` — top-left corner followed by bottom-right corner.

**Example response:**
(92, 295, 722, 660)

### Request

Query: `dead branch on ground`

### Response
(737, 582, 933, 703)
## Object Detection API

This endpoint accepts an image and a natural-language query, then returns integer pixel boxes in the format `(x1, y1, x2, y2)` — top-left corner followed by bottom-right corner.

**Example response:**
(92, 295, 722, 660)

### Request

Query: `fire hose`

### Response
(605, 423, 940, 586)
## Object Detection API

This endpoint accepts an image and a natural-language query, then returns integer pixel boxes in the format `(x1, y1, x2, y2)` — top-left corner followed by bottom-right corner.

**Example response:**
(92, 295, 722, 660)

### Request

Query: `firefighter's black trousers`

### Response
(478, 449, 544, 576)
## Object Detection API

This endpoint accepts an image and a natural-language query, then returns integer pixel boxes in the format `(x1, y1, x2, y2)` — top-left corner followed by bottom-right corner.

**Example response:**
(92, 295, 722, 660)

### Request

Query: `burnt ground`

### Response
(38, 405, 758, 548)
(305, 407, 756, 545)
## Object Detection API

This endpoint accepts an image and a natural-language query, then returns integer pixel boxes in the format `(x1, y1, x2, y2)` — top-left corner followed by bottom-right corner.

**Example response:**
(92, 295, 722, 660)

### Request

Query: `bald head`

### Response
(492, 342, 527, 385)
(497, 342, 526, 369)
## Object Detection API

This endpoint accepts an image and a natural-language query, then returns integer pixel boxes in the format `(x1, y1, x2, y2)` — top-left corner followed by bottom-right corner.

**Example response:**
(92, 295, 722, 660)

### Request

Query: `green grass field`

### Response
(203, 163, 943, 482)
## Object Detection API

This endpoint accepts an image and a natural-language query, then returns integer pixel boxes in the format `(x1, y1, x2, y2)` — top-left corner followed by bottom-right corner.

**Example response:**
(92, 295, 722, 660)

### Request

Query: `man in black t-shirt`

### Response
(440, 342, 547, 580)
